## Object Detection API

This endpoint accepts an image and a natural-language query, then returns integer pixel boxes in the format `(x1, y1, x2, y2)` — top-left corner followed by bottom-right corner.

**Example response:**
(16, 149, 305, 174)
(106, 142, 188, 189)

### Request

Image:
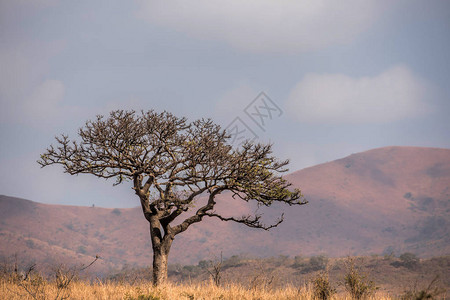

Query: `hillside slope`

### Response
(0, 146, 449, 273)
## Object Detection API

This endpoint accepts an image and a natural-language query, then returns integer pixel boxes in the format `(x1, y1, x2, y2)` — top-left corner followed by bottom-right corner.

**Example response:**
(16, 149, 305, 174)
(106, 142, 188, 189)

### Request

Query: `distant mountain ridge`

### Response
(1, 146, 449, 274)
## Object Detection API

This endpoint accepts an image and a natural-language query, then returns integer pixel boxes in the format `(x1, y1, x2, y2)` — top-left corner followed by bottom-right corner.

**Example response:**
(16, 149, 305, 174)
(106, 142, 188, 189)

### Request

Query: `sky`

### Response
(1, 0, 449, 208)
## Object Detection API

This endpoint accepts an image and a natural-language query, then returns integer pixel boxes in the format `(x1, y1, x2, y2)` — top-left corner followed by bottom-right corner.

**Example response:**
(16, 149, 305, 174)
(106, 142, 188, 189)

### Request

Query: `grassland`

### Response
(1, 278, 396, 299)
(1, 254, 448, 299)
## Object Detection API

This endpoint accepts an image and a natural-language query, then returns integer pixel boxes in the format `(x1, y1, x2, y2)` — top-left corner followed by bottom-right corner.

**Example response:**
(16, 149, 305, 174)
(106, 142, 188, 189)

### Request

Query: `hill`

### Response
(0, 146, 449, 274)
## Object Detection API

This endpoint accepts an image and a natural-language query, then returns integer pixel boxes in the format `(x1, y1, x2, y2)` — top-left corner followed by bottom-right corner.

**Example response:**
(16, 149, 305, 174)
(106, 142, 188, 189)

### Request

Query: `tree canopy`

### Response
(38, 109, 307, 285)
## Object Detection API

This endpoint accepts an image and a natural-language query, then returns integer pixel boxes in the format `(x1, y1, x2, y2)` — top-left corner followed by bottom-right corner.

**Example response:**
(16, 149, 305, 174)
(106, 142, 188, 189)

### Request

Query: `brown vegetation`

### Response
(1, 254, 447, 299)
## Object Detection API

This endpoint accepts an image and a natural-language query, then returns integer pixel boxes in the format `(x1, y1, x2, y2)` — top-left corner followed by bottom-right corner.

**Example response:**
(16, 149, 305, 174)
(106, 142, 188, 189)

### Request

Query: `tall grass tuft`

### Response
(344, 257, 378, 300)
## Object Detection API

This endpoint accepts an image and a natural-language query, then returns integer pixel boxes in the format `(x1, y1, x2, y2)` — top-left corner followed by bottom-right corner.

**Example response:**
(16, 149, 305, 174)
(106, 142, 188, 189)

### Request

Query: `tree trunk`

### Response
(152, 247, 169, 286)
(149, 217, 174, 286)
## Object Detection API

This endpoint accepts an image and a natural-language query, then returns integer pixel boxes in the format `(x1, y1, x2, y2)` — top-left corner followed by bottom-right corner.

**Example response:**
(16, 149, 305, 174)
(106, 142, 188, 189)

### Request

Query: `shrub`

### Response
(271, 255, 289, 267)
(299, 255, 328, 273)
(400, 275, 445, 300)
(391, 252, 420, 270)
(312, 271, 336, 300)
(25, 239, 35, 249)
(344, 258, 378, 300)
(404, 192, 412, 199)
(64, 223, 74, 231)
(223, 255, 243, 269)
(125, 294, 160, 300)
(310, 256, 328, 271)
(292, 255, 305, 269)
(399, 253, 419, 270)
(200, 253, 223, 286)
(112, 208, 122, 216)
(77, 245, 87, 254)
(124, 287, 161, 300)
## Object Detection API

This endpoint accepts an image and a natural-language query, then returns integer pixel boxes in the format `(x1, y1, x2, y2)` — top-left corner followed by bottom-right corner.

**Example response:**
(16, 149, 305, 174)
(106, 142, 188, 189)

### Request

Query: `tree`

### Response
(38, 110, 307, 285)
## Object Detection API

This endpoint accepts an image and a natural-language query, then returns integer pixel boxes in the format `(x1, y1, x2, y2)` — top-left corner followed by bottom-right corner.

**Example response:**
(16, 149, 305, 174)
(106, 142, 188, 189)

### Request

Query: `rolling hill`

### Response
(0, 146, 449, 275)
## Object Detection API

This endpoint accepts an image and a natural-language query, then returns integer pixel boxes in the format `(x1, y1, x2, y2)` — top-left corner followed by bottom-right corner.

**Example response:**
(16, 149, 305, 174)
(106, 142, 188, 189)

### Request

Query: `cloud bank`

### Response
(137, 0, 388, 53)
(286, 65, 432, 124)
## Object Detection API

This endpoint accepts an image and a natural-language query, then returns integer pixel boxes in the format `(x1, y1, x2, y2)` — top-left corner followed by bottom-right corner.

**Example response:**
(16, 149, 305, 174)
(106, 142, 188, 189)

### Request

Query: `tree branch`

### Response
(204, 212, 284, 230)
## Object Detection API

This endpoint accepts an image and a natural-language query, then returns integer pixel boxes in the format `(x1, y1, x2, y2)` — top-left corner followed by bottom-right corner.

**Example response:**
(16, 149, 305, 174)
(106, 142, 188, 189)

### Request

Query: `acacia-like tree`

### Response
(38, 110, 306, 285)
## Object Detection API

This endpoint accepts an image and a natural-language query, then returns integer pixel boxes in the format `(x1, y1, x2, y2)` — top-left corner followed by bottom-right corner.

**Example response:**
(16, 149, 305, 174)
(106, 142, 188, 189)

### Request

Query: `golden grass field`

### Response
(1, 279, 397, 300)
(1, 255, 448, 299)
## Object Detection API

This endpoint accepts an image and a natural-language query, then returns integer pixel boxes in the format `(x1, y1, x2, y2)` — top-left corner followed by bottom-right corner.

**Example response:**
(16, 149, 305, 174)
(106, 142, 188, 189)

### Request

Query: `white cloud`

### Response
(285, 65, 432, 124)
(136, 0, 389, 53)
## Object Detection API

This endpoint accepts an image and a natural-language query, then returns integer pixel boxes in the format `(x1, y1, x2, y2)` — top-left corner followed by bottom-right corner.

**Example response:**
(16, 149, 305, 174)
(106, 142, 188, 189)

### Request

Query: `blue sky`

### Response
(1, 0, 449, 208)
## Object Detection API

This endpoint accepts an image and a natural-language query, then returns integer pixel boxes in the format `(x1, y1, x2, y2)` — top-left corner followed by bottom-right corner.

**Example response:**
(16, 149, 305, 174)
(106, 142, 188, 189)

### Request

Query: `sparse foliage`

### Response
(2, 255, 98, 300)
(250, 261, 276, 291)
(344, 258, 378, 300)
(312, 270, 336, 300)
(38, 109, 306, 285)
(401, 275, 446, 300)
(204, 253, 223, 286)
(17, 271, 47, 300)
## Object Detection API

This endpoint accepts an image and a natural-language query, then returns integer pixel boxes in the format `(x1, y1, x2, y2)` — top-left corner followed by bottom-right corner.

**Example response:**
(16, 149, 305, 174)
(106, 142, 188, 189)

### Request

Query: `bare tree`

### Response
(38, 110, 306, 285)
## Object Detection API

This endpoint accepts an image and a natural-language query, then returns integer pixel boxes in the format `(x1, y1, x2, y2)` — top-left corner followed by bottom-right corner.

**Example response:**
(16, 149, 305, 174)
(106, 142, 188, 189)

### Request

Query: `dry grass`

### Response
(1, 277, 396, 300)
(1, 255, 447, 299)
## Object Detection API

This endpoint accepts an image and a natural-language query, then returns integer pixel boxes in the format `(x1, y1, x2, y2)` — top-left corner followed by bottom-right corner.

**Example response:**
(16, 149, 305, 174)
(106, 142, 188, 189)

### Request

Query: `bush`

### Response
(400, 275, 445, 300)
(310, 256, 328, 271)
(223, 255, 243, 269)
(112, 208, 122, 216)
(125, 294, 160, 300)
(298, 255, 328, 274)
(25, 239, 35, 249)
(399, 253, 419, 270)
(124, 287, 161, 300)
(391, 252, 420, 270)
(77, 245, 87, 254)
(312, 271, 335, 300)
(292, 255, 305, 269)
(344, 258, 378, 300)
